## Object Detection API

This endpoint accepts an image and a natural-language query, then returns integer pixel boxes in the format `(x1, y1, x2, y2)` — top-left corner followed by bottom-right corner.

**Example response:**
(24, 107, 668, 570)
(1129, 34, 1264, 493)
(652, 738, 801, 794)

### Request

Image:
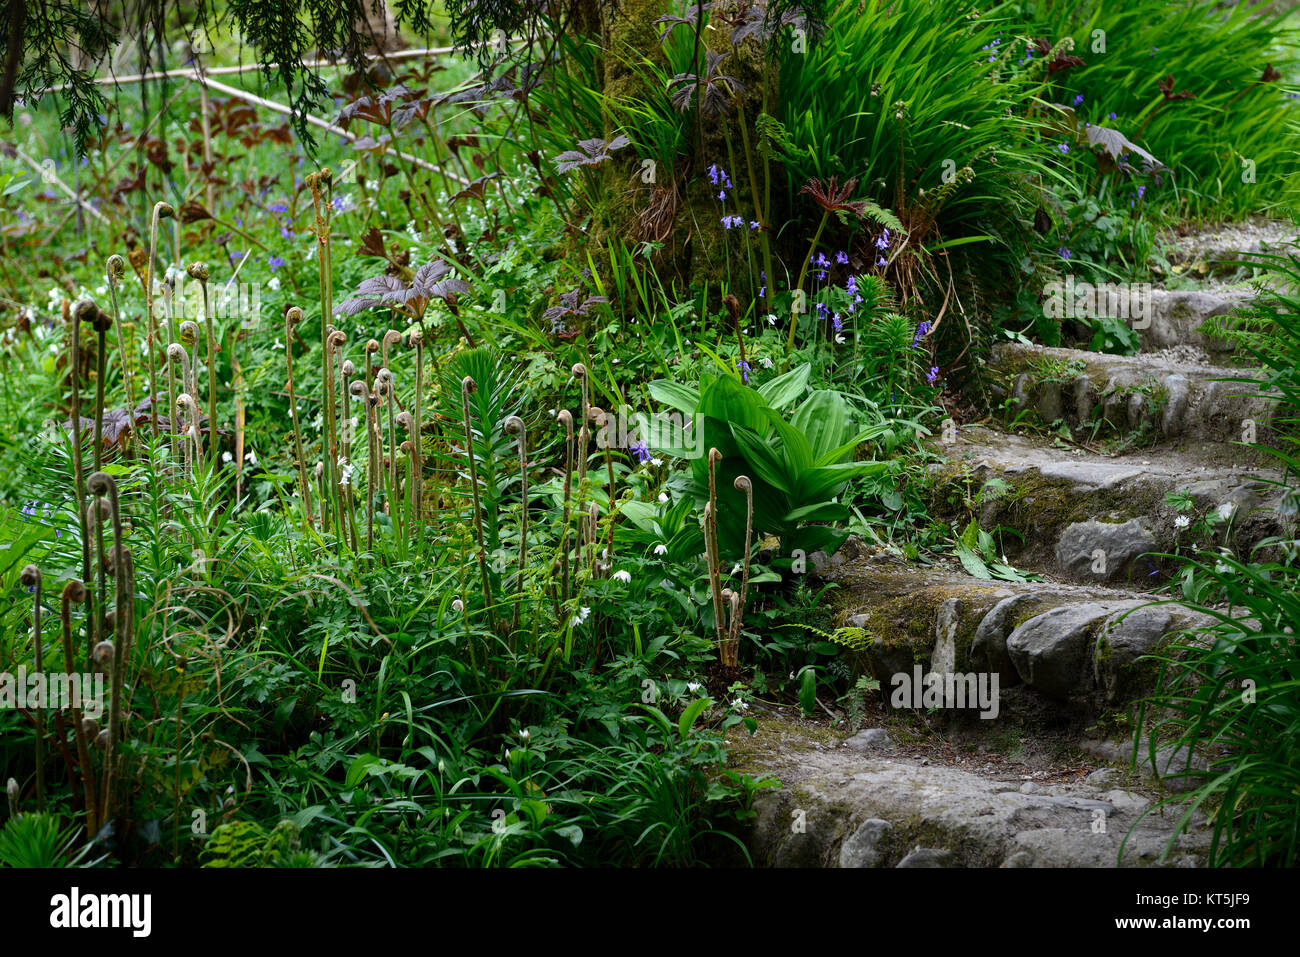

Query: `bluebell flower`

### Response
(1073, 94, 1084, 106)
(875, 229, 891, 250)
(913, 321, 930, 347)
(269, 202, 288, 213)
(1058, 246, 1072, 259)
(269, 255, 285, 271)
(876, 256, 887, 267)
(736, 359, 751, 384)
(927, 366, 939, 383)
(628, 440, 651, 463)
(1055, 142, 1070, 154)
(1108, 111, 1117, 120)
(835, 250, 849, 265)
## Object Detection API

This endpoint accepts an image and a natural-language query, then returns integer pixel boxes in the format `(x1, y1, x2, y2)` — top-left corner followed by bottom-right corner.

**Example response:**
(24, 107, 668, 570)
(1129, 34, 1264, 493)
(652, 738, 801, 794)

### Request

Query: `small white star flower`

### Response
(267, 276, 281, 291)
(612, 569, 632, 583)
(654, 543, 669, 555)
(687, 682, 703, 693)
(761, 357, 773, 369)
(731, 697, 749, 712)
(1217, 503, 1235, 521)
(1174, 514, 1191, 529)
(452, 598, 465, 613)
(658, 492, 670, 503)
(835, 334, 846, 344)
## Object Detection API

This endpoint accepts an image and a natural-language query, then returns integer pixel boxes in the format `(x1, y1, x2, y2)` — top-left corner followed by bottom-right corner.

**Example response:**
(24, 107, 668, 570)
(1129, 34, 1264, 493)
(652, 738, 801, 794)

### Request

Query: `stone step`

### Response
(1140, 287, 1255, 358)
(728, 715, 1212, 867)
(818, 556, 1216, 715)
(928, 425, 1288, 585)
(987, 341, 1281, 445)
(1155, 218, 1300, 282)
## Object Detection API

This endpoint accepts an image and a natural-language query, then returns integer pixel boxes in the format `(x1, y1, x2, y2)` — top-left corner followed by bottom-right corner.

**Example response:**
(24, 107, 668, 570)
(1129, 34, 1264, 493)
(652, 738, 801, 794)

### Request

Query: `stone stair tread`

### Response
(1158, 217, 1300, 270)
(928, 423, 1287, 585)
(731, 715, 1210, 867)
(991, 339, 1268, 380)
(989, 341, 1281, 446)
(938, 423, 1283, 486)
(821, 555, 1219, 715)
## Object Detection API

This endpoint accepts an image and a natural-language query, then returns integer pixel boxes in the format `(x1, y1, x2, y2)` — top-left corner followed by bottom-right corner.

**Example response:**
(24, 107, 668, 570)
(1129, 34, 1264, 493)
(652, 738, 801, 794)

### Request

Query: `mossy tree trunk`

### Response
(560, 2, 781, 316)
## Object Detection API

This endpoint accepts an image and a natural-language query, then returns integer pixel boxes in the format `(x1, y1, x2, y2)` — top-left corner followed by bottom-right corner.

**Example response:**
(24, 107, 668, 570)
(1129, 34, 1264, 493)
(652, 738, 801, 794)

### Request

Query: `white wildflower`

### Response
(761, 357, 773, 369)
(687, 682, 703, 694)
(267, 276, 281, 291)
(612, 569, 632, 583)
(835, 334, 846, 344)
(1217, 503, 1235, 522)
(731, 697, 749, 712)
(452, 598, 465, 613)
(568, 606, 592, 628)
(1174, 514, 1191, 529)
(654, 543, 669, 556)
(657, 492, 670, 504)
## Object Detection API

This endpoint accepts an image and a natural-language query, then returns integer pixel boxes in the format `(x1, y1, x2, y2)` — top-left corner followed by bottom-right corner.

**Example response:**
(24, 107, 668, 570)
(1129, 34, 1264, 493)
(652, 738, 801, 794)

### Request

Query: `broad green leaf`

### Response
(955, 544, 992, 579)
(756, 362, 811, 409)
(763, 409, 815, 474)
(648, 379, 700, 415)
(698, 374, 771, 434)
(730, 425, 793, 494)
(791, 390, 849, 462)
(678, 697, 712, 738)
(783, 501, 850, 524)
